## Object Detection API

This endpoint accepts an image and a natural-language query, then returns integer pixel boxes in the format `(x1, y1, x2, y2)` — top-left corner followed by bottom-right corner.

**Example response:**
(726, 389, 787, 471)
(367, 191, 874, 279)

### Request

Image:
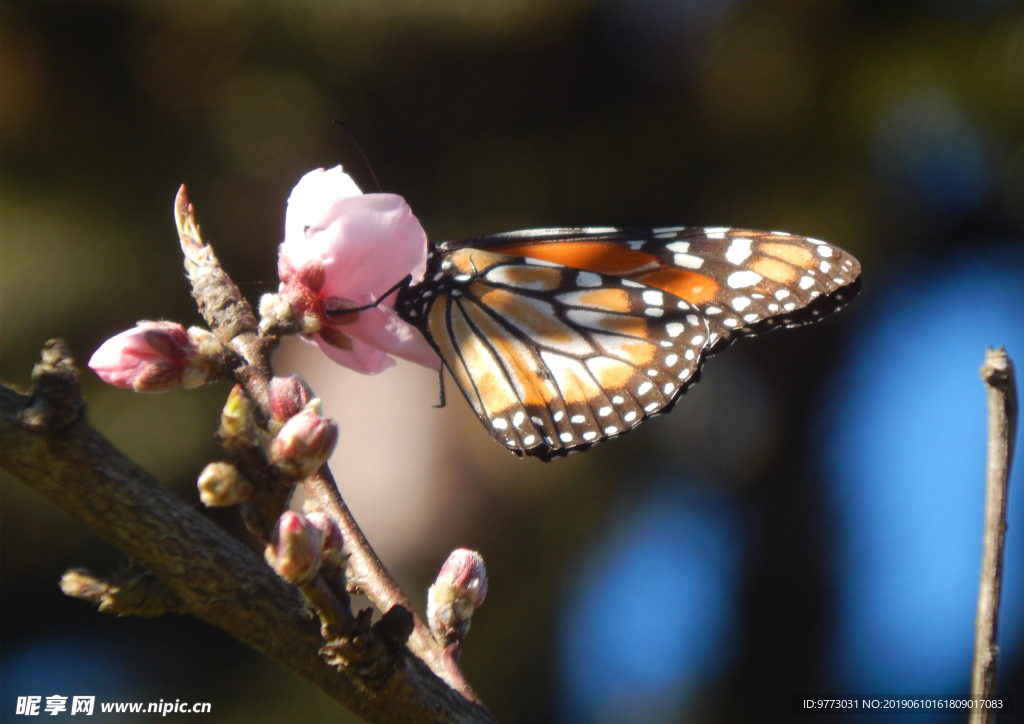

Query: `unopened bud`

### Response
(219, 385, 258, 451)
(268, 374, 315, 425)
(427, 549, 488, 648)
(265, 511, 322, 584)
(305, 511, 345, 565)
(268, 404, 338, 480)
(89, 321, 195, 392)
(197, 462, 252, 507)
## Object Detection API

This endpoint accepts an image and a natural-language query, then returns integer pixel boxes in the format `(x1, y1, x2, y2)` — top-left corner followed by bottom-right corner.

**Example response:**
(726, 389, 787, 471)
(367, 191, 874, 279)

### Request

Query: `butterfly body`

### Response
(396, 226, 860, 461)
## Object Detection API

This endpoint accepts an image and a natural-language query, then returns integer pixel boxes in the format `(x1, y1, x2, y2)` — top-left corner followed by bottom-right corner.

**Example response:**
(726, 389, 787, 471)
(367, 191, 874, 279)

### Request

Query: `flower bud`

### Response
(268, 375, 315, 425)
(88, 321, 226, 392)
(268, 403, 338, 480)
(219, 385, 258, 451)
(265, 511, 322, 584)
(305, 511, 345, 565)
(427, 549, 488, 647)
(197, 462, 252, 507)
(89, 321, 195, 392)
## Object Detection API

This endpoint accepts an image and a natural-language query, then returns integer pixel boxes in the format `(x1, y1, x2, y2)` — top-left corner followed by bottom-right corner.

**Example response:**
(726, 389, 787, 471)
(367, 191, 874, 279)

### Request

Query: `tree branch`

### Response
(969, 347, 1017, 724)
(0, 346, 495, 724)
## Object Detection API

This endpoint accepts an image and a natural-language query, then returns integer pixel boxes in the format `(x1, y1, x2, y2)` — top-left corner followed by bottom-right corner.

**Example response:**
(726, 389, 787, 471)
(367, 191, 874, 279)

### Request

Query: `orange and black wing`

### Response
(396, 226, 861, 459)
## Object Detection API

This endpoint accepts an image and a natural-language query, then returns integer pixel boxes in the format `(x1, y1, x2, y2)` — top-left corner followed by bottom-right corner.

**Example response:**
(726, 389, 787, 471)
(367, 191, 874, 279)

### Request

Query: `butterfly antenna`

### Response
(332, 119, 382, 193)
(326, 275, 412, 317)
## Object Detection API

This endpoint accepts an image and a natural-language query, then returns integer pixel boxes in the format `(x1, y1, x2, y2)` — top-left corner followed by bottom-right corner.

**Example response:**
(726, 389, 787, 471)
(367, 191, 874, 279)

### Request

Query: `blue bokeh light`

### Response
(822, 245, 1024, 695)
(871, 89, 991, 217)
(558, 485, 745, 724)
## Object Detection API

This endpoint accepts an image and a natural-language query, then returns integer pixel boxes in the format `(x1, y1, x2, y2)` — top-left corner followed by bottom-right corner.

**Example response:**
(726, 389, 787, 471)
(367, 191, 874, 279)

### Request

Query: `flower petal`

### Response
(315, 194, 428, 303)
(344, 307, 442, 371)
(311, 333, 397, 375)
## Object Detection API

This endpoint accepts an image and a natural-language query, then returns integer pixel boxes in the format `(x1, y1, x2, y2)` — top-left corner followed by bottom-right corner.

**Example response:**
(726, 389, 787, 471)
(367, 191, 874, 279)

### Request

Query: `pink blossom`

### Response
(265, 511, 322, 584)
(269, 407, 340, 480)
(277, 166, 441, 374)
(88, 321, 198, 392)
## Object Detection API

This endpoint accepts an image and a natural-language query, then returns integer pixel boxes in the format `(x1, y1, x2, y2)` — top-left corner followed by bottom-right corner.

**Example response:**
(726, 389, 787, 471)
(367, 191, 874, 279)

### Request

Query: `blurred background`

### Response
(2, 0, 1023, 721)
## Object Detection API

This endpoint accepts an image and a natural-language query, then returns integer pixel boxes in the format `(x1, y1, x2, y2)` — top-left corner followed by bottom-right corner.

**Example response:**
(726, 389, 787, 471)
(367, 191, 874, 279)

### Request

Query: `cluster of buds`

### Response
(264, 510, 345, 585)
(88, 322, 227, 393)
(196, 462, 252, 507)
(426, 549, 488, 653)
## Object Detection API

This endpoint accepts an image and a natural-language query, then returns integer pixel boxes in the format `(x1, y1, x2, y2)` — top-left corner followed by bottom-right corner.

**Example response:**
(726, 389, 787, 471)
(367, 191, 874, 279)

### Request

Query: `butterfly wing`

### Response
(398, 246, 710, 459)
(397, 226, 861, 459)
(449, 226, 861, 353)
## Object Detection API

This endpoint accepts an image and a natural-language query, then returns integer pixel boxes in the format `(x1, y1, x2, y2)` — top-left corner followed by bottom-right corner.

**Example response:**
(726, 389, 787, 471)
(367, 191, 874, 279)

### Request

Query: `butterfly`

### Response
(394, 226, 861, 461)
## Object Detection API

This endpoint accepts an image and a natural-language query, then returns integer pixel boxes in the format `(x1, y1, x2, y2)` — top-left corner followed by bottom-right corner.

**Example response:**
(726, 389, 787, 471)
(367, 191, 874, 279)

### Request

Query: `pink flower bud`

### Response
(265, 511, 322, 584)
(88, 321, 196, 392)
(305, 511, 345, 565)
(197, 462, 252, 507)
(427, 549, 488, 647)
(273, 166, 441, 375)
(268, 375, 315, 424)
(268, 406, 339, 480)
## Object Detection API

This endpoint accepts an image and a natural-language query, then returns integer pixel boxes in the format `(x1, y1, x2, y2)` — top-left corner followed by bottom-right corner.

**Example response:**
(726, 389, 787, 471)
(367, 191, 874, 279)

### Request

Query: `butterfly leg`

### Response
(432, 367, 446, 409)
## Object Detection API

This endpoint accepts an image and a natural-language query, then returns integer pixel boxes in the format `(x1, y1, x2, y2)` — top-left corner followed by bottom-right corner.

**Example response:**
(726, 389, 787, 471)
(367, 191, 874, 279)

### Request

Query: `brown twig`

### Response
(172, 187, 481, 702)
(0, 349, 495, 724)
(969, 347, 1017, 724)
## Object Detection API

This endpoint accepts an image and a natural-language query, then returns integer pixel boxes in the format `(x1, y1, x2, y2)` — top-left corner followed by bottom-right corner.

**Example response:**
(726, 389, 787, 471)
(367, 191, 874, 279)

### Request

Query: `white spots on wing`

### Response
(638, 381, 653, 395)
(525, 257, 561, 267)
(523, 435, 536, 445)
(433, 272, 444, 281)
(704, 226, 729, 239)
(647, 369, 658, 377)
(454, 274, 472, 282)
(624, 411, 638, 422)
(621, 279, 645, 288)
(727, 270, 763, 288)
(583, 431, 598, 441)
(513, 411, 525, 427)
(768, 303, 779, 312)
(817, 245, 833, 257)
(627, 240, 645, 250)
(644, 402, 660, 412)
(725, 237, 753, 265)
(806, 237, 824, 245)
(810, 290, 821, 298)
(553, 410, 564, 422)
(724, 318, 739, 327)
(684, 349, 695, 361)
(441, 260, 453, 270)
(544, 436, 553, 445)
(654, 231, 677, 239)
(642, 290, 664, 306)
(775, 289, 790, 300)
(585, 227, 617, 234)
(731, 296, 751, 311)
(560, 432, 573, 442)
(665, 353, 678, 367)
(599, 406, 612, 417)
(677, 300, 691, 309)
(819, 261, 831, 273)
(744, 313, 759, 322)
(686, 314, 699, 325)
(570, 414, 586, 424)
(705, 306, 721, 315)
(666, 322, 685, 337)
(653, 226, 682, 234)
(645, 307, 664, 317)
(492, 418, 508, 430)
(691, 335, 705, 345)
(666, 241, 690, 253)
(771, 230, 790, 236)
(834, 278, 846, 285)
(660, 340, 673, 347)
(664, 382, 675, 394)
(604, 426, 619, 435)
(799, 276, 815, 290)
(678, 368, 691, 380)
(783, 302, 796, 311)
(576, 271, 602, 287)
(531, 416, 544, 425)
(612, 395, 625, 404)
(673, 253, 705, 269)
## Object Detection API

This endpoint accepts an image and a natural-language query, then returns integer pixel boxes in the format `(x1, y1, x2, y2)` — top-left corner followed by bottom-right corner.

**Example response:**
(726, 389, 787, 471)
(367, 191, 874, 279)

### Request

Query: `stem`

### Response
(969, 348, 1017, 724)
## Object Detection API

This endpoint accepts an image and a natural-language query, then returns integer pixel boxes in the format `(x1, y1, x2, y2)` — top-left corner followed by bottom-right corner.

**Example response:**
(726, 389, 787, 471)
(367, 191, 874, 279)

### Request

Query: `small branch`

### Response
(970, 347, 1017, 724)
(0, 349, 495, 724)
(60, 567, 188, 617)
